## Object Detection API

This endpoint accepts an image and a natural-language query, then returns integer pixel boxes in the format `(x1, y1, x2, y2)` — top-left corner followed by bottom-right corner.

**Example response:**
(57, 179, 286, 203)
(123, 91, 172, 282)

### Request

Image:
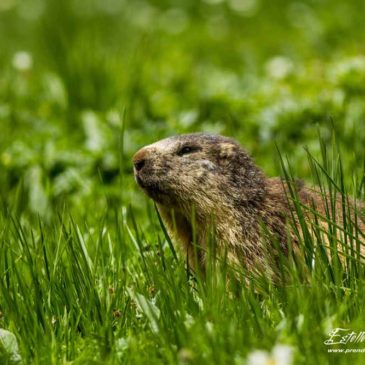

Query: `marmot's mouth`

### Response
(136, 175, 166, 200)
(136, 175, 146, 188)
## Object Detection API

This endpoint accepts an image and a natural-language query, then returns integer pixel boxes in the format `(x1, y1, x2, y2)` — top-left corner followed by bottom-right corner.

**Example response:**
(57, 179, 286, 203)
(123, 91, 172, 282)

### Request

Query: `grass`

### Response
(0, 139, 364, 364)
(1, 0, 365, 363)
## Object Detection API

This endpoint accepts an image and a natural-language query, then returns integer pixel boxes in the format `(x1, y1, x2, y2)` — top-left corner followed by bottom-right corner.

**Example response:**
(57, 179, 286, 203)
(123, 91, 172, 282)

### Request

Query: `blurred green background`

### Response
(1, 0, 365, 219)
(1, 2, 365, 364)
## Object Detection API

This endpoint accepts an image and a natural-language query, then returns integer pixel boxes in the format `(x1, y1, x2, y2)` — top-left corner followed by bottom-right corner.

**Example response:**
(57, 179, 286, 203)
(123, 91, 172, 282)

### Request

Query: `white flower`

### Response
(328, 56, 365, 83)
(265, 56, 294, 80)
(247, 344, 293, 365)
(203, 0, 224, 4)
(0, 328, 22, 364)
(247, 350, 270, 365)
(12, 51, 33, 72)
(228, 0, 260, 16)
(159, 8, 189, 35)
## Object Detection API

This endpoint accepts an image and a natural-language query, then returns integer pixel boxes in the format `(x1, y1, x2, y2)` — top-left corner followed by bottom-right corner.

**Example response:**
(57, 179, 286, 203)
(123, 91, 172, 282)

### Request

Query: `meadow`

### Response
(1, 0, 365, 364)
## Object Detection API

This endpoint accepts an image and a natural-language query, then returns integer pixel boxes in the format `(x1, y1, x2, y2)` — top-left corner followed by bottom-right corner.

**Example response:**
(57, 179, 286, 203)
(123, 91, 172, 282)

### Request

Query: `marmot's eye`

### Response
(177, 146, 198, 156)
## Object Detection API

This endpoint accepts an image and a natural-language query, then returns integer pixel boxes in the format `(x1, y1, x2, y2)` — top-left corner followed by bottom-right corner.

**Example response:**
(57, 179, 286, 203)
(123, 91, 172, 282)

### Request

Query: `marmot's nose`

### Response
(133, 148, 150, 172)
(134, 159, 145, 172)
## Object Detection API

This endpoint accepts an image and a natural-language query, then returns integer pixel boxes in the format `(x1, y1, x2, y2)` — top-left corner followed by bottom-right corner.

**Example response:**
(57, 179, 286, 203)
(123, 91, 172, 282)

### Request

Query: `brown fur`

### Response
(133, 133, 365, 275)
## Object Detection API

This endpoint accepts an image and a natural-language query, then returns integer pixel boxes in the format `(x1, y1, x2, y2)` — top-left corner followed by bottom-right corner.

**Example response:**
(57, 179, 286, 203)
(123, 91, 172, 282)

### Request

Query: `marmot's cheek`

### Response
(201, 160, 216, 172)
(135, 168, 157, 190)
(135, 174, 145, 188)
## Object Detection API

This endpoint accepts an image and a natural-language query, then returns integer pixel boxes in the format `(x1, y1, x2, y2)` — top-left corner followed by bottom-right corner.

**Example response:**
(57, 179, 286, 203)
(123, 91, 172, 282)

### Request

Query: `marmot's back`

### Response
(265, 177, 365, 260)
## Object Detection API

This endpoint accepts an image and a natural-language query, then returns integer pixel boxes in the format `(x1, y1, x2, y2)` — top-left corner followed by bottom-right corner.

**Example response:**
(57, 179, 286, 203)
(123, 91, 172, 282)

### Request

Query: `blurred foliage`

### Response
(0, 0, 365, 220)
(1, 2, 365, 364)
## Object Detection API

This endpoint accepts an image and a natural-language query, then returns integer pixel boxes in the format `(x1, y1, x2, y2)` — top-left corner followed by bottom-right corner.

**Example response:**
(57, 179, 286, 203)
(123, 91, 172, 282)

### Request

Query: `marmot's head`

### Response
(133, 133, 266, 216)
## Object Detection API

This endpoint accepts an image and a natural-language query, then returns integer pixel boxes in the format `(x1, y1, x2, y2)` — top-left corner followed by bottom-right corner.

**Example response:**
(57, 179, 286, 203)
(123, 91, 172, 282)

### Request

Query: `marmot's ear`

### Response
(218, 143, 237, 161)
(218, 141, 249, 174)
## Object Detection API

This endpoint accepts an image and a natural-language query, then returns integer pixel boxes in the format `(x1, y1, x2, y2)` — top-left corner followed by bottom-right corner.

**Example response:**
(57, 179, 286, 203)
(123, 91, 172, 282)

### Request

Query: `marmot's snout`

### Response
(132, 145, 168, 203)
(133, 147, 152, 188)
(133, 147, 148, 173)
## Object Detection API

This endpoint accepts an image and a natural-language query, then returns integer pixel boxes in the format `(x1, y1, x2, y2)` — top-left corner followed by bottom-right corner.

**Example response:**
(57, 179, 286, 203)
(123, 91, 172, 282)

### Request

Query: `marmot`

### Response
(133, 133, 365, 275)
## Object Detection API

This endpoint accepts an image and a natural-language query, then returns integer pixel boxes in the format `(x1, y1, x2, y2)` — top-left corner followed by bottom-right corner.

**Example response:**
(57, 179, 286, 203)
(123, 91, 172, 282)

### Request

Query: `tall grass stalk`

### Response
(0, 141, 365, 364)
